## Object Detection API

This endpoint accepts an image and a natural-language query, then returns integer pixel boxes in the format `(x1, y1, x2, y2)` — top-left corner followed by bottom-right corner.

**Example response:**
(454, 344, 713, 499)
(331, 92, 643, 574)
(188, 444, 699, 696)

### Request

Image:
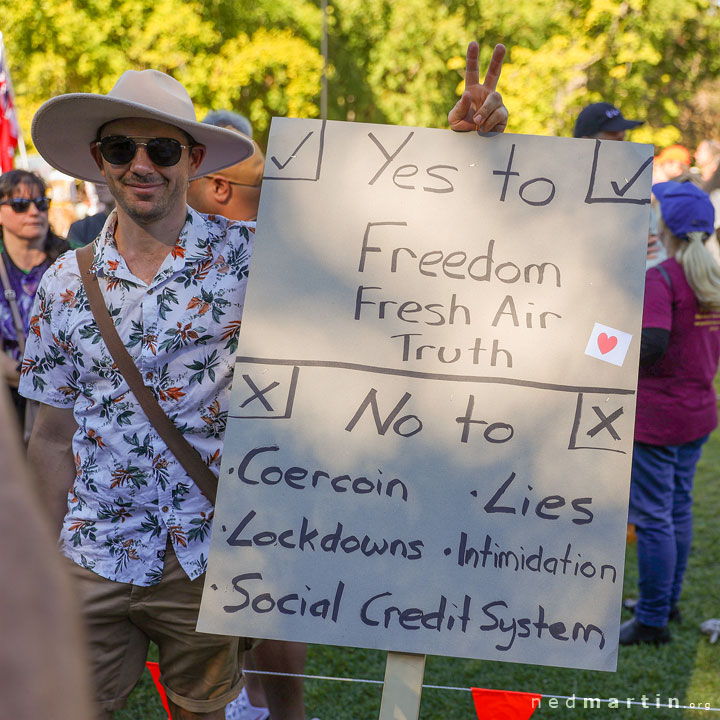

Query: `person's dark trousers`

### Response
(628, 436, 708, 627)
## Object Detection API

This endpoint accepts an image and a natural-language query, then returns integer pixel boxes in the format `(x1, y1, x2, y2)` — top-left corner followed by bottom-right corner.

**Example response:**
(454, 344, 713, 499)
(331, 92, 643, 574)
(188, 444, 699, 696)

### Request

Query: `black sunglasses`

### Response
(0, 197, 51, 213)
(95, 135, 191, 167)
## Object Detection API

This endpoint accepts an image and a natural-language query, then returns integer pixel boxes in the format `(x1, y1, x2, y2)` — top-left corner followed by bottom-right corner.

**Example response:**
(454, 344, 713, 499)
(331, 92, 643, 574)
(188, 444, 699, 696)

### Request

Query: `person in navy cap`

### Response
(621, 181, 720, 645)
(573, 101, 643, 140)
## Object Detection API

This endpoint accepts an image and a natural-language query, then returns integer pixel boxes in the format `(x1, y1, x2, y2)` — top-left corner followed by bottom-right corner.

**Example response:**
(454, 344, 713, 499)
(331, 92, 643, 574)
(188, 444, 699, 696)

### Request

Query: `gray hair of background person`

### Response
(700, 139, 720, 160)
(702, 141, 720, 194)
(202, 110, 253, 137)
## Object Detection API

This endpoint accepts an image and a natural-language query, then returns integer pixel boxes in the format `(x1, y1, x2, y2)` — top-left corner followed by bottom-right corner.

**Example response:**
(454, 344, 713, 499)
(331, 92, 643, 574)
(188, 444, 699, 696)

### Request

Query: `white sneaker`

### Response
(225, 687, 270, 720)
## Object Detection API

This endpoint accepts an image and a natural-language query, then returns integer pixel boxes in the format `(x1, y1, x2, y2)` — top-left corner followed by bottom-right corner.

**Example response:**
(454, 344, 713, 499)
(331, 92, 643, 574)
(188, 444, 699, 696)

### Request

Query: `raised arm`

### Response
(448, 42, 508, 133)
(27, 403, 78, 535)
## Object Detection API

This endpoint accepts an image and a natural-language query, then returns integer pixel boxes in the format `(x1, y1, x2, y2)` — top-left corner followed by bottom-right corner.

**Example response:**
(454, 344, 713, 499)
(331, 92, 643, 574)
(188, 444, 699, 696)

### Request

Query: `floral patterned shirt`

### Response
(19, 208, 253, 585)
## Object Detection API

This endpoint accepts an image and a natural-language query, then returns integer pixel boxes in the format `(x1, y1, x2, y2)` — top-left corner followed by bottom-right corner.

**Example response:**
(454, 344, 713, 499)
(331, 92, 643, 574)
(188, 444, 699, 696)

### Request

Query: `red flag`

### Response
(0, 54, 19, 173)
(471, 687, 542, 720)
(146, 661, 173, 720)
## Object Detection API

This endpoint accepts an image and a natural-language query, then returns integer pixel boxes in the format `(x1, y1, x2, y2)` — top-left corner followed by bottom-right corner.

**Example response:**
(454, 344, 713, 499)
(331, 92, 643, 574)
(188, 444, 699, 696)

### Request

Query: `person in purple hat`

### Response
(573, 101, 643, 141)
(620, 181, 720, 645)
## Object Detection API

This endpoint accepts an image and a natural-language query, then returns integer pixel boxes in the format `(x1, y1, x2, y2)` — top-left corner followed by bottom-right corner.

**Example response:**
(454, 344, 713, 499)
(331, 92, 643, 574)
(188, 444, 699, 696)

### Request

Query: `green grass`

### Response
(119, 429, 720, 720)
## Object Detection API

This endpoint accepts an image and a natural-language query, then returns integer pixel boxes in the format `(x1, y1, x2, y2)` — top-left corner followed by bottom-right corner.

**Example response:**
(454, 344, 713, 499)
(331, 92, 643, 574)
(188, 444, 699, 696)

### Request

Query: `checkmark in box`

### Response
(264, 119, 326, 181)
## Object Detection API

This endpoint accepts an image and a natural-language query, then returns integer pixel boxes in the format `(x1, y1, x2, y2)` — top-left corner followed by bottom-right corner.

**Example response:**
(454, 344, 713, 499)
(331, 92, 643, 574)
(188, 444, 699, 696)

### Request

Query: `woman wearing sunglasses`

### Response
(0, 169, 67, 435)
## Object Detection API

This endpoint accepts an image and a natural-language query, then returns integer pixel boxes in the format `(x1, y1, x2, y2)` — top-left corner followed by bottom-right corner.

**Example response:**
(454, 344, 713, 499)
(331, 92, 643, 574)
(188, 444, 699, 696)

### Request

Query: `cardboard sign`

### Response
(197, 119, 652, 672)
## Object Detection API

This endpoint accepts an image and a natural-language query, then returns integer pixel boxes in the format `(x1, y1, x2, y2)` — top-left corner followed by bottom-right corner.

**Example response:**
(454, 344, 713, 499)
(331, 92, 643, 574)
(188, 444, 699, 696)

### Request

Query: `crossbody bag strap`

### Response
(0, 252, 26, 356)
(76, 244, 217, 505)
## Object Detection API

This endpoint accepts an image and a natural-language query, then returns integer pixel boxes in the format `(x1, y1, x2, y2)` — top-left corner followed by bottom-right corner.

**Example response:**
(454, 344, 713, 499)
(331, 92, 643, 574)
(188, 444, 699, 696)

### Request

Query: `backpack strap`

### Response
(655, 263, 673, 291)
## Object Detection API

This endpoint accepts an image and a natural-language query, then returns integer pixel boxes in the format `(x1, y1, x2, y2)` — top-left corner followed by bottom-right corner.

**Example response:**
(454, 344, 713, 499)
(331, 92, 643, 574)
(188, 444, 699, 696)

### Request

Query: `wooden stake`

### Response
(379, 651, 426, 720)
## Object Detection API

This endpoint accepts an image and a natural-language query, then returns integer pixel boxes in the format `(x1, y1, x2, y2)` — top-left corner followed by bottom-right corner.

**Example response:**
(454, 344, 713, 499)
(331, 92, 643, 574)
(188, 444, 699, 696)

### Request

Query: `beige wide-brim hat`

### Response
(31, 69, 255, 184)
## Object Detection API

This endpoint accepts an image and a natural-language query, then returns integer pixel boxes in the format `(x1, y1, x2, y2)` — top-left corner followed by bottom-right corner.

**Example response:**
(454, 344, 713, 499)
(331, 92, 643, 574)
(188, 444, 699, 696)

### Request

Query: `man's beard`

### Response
(110, 173, 183, 225)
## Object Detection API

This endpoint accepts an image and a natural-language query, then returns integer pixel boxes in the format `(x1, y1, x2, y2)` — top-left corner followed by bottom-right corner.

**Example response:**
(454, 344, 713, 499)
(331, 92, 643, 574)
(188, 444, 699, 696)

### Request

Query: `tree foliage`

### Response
(3, 0, 720, 153)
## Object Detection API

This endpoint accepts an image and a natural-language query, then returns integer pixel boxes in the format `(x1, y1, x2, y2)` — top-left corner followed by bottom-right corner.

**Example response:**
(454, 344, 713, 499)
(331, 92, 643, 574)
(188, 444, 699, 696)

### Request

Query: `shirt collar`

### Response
(89, 206, 224, 285)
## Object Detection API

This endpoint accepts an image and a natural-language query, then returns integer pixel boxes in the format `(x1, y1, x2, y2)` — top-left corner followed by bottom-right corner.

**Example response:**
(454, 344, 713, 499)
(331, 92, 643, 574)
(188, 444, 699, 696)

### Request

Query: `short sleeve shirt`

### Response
(19, 208, 254, 585)
(636, 258, 720, 445)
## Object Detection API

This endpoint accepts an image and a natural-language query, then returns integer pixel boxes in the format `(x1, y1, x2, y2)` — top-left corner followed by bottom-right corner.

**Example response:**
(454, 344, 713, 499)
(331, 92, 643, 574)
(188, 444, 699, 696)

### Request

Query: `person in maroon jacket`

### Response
(621, 181, 720, 645)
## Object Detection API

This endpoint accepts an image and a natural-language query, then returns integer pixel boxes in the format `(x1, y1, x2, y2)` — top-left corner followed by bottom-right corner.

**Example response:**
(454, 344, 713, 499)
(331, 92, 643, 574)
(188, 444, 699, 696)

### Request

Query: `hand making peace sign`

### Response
(448, 42, 508, 133)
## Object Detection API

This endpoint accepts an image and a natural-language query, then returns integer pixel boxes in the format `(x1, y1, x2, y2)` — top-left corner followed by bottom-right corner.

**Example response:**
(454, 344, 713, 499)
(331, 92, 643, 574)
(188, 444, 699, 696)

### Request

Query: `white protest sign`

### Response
(197, 119, 652, 672)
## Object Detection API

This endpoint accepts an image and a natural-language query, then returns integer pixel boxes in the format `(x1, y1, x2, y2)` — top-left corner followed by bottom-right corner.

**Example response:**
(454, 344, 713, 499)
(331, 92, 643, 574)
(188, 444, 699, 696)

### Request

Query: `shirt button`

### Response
(148, 288, 154, 295)
(162, 506, 169, 513)
(146, 372, 154, 381)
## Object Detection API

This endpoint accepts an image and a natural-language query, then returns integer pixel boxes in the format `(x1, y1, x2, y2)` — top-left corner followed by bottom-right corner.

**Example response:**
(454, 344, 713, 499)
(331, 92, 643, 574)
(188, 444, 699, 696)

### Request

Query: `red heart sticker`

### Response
(597, 332, 618, 354)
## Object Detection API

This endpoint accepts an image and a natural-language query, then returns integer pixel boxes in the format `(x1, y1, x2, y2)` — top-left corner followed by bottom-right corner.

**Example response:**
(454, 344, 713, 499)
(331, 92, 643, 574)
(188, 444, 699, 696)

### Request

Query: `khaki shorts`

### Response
(69, 542, 250, 714)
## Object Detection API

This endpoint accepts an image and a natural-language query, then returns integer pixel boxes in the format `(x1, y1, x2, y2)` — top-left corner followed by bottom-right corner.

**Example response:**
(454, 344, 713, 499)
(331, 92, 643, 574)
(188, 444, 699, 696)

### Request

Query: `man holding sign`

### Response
(19, 43, 507, 720)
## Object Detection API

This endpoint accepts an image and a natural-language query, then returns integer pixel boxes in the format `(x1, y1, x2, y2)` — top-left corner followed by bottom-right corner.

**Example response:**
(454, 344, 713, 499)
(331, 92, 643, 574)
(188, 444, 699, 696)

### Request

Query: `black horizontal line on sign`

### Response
(234, 356, 635, 395)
